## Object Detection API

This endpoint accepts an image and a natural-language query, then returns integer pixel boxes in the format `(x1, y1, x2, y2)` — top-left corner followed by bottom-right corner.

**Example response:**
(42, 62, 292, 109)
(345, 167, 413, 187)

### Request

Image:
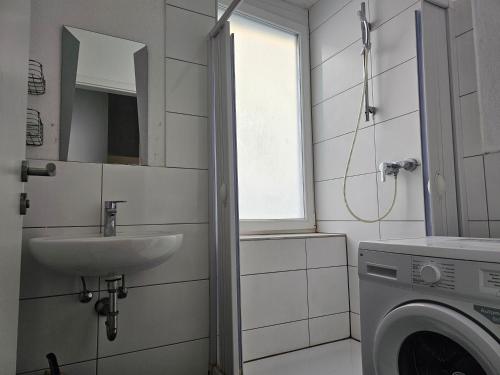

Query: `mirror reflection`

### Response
(60, 27, 148, 165)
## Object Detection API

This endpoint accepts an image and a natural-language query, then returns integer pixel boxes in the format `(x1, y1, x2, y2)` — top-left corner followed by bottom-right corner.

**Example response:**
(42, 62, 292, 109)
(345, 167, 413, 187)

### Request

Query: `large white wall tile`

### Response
(240, 271, 308, 329)
(460, 92, 482, 157)
(372, 58, 419, 124)
(166, 112, 208, 169)
(306, 236, 347, 268)
(350, 312, 361, 340)
(165, 5, 214, 65)
(488, 221, 500, 238)
(314, 126, 376, 181)
(23, 361, 96, 375)
(98, 280, 209, 356)
(113, 224, 208, 287)
(17, 295, 98, 373)
(348, 266, 360, 313)
(315, 174, 379, 221)
(166, 0, 216, 17)
(312, 83, 371, 143)
(317, 221, 380, 266)
(380, 221, 426, 240)
(308, 267, 349, 317)
(240, 239, 306, 275)
(310, 0, 363, 67)
(166, 58, 208, 116)
(453, 0, 473, 36)
(456, 31, 477, 95)
(242, 321, 309, 361)
(98, 338, 208, 375)
(309, 312, 350, 346)
(24, 161, 102, 227)
(371, 4, 418, 76)
(20, 227, 99, 299)
(102, 164, 208, 225)
(375, 111, 422, 167)
(377, 168, 425, 221)
(369, 0, 418, 28)
(309, 0, 350, 31)
(484, 152, 500, 220)
(312, 40, 365, 105)
(468, 221, 490, 238)
(463, 156, 488, 220)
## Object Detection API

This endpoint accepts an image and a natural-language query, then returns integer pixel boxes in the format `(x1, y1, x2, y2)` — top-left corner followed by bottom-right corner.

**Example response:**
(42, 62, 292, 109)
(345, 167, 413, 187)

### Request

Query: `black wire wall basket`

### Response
(28, 59, 46, 95)
(26, 108, 44, 146)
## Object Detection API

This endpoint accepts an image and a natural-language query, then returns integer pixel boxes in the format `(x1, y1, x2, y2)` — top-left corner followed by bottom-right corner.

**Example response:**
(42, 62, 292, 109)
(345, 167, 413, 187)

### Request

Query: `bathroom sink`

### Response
(29, 233, 183, 277)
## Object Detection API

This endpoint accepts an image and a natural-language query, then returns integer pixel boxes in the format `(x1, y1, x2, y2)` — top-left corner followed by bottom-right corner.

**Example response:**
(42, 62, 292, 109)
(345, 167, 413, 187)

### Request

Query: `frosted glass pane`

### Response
(231, 14, 304, 220)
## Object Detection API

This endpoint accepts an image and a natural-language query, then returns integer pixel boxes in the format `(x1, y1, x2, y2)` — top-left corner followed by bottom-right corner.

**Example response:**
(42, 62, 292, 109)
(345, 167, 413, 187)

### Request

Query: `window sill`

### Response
(239, 232, 346, 241)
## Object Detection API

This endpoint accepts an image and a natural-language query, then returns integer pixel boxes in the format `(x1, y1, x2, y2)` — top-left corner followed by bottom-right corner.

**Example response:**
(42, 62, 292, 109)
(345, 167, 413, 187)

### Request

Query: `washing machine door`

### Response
(374, 302, 500, 375)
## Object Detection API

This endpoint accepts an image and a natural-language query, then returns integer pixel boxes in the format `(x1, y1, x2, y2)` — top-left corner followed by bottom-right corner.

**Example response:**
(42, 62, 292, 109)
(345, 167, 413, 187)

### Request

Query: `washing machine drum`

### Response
(398, 331, 486, 374)
(373, 302, 500, 375)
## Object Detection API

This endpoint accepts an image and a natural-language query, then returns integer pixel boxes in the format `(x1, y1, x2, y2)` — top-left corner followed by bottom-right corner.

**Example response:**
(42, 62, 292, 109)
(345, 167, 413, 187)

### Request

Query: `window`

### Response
(222, 2, 314, 233)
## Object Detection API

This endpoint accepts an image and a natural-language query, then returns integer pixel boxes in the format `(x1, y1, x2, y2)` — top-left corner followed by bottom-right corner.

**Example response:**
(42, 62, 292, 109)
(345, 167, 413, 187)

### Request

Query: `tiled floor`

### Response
(244, 339, 362, 375)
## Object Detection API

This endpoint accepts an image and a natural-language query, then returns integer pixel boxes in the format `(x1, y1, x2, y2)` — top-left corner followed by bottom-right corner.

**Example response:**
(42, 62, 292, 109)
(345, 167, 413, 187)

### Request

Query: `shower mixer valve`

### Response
(379, 159, 420, 182)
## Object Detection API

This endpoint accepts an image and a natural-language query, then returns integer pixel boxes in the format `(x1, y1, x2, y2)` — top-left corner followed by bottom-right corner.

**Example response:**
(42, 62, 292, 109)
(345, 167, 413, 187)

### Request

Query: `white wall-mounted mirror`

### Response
(60, 27, 148, 165)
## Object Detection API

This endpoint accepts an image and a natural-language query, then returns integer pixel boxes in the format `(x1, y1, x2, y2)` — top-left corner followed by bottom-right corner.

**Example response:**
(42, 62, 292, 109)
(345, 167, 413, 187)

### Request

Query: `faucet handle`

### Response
(104, 200, 127, 209)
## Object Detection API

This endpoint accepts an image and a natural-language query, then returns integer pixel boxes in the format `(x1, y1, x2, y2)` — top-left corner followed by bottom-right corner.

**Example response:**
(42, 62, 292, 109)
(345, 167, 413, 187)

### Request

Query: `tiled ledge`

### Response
(240, 232, 346, 241)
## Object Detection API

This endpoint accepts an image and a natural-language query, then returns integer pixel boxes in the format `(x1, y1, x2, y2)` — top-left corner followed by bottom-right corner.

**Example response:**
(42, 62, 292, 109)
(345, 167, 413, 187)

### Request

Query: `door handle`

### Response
(21, 160, 56, 182)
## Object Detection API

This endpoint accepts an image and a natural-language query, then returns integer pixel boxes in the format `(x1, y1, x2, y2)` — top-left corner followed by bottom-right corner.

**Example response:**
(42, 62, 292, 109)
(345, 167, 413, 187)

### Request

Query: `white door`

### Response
(0, 0, 31, 372)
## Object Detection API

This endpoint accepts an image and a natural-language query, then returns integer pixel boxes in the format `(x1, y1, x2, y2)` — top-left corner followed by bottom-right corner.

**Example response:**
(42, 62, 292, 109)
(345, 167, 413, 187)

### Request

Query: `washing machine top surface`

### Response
(360, 236, 500, 263)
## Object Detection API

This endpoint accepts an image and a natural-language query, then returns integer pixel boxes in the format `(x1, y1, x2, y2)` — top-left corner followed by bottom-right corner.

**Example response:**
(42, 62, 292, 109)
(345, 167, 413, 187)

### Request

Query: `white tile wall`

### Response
(17, 295, 98, 373)
(314, 126, 376, 181)
(372, 58, 419, 124)
(98, 281, 209, 357)
(19, 1, 214, 373)
(101, 164, 208, 225)
(165, 58, 208, 116)
(24, 161, 102, 228)
(468, 221, 490, 238)
(165, 5, 214, 65)
(165, 112, 208, 169)
(484, 152, 500, 220)
(454, 0, 473, 36)
(315, 174, 379, 221)
(308, 267, 349, 317)
(311, 0, 425, 343)
(463, 156, 488, 220)
(309, 312, 350, 346)
(460, 93, 482, 157)
(456, 31, 477, 95)
(240, 239, 306, 275)
(241, 270, 309, 330)
(242, 321, 310, 361)
(98, 338, 209, 375)
(240, 236, 350, 361)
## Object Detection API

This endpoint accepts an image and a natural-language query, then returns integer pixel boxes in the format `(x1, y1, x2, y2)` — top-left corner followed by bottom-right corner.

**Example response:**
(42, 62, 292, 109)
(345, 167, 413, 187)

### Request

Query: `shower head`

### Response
(358, 2, 371, 51)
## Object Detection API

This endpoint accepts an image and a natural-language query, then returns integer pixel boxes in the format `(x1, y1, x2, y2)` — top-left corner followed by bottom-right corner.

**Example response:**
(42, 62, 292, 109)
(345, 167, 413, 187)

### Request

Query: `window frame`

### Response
(220, 0, 316, 234)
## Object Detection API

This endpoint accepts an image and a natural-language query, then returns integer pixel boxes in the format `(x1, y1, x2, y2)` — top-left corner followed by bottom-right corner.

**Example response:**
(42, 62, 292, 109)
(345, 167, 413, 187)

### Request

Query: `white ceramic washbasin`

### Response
(29, 233, 183, 277)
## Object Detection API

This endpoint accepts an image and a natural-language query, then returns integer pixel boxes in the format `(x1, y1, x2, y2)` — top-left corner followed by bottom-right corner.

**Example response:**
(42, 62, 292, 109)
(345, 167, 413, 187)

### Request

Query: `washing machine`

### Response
(358, 237, 500, 375)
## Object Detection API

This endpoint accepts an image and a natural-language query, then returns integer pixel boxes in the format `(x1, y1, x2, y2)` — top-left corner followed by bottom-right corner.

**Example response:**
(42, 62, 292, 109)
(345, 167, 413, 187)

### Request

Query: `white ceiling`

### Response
(282, 0, 319, 9)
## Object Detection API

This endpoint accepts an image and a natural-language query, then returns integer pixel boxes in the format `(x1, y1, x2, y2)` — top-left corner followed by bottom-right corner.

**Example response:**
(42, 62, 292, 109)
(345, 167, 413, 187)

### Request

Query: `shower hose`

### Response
(342, 50, 398, 223)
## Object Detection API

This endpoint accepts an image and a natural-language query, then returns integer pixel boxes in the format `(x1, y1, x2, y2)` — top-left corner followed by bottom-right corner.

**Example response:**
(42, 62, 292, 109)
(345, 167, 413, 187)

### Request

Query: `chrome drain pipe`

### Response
(95, 275, 125, 341)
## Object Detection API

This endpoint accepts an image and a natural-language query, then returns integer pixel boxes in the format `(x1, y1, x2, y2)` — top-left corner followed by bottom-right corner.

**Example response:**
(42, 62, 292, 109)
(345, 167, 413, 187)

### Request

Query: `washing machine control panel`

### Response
(412, 257, 456, 290)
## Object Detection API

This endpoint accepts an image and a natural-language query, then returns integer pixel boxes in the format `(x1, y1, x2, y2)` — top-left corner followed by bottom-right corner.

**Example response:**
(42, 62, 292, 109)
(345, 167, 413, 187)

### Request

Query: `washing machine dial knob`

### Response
(420, 264, 441, 284)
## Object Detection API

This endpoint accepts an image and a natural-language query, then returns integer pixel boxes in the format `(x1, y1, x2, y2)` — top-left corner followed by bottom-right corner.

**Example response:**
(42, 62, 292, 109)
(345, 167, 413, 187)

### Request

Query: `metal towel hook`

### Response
(21, 160, 56, 182)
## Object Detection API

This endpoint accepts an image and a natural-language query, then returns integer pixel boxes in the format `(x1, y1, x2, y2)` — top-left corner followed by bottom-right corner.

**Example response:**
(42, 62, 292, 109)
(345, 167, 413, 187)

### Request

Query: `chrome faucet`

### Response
(103, 200, 126, 237)
(379, 159, 420, 182)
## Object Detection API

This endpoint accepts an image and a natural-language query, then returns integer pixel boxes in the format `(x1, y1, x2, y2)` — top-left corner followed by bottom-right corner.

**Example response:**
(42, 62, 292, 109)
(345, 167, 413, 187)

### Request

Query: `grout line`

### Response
(370, 0, 420, 31)
(23, 222, 209, 230)
(165, 165, 209, 171)
(166, 110, 208, 119)
(240, 265, 346, 278)
(309, 0, 352, 34)
(455, 27, 474, 39)
(243, 336, 353, 364)
(317, 219, 425, 223)
(242, 311, 350, 333)
(98, 278, 209, 292)
(311, 37, 361, 71)
(17, 358, 97, 375)
(315, 171, 378, 184)
(165, 55, 207, 67)
(481, 155, 492, 237)
(97, 336, 209, 360)
(304, 240, 311, 346)
(165, 3, 216, 19)
(459, 90, 477, 98)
